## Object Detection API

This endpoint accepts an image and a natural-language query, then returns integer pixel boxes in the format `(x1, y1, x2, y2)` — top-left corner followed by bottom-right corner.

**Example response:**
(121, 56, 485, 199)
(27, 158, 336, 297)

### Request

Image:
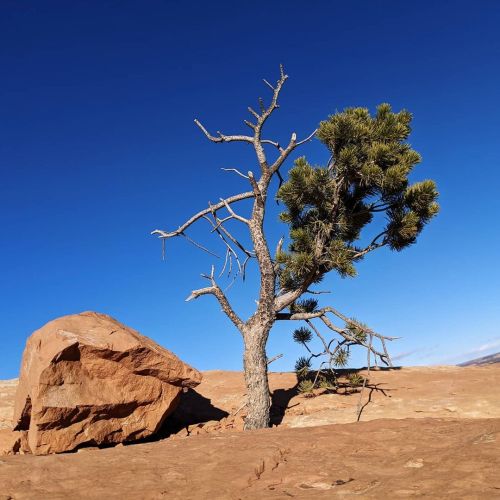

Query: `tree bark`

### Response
(152, 68, 319, 432)
(242, 323, 271, 430)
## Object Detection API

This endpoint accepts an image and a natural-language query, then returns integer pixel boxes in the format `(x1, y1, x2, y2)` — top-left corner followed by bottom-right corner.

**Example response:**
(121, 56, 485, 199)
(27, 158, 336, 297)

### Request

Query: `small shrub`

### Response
(298, 379, 315, 396)
(295, 356, 311, 380)
(347, 372, 366, 387)
(318, 373, 337, 390)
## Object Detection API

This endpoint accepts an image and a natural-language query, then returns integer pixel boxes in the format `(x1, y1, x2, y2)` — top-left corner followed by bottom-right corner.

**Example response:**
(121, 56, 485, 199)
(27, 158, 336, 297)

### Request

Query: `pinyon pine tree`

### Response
(152, 66, 439, 430)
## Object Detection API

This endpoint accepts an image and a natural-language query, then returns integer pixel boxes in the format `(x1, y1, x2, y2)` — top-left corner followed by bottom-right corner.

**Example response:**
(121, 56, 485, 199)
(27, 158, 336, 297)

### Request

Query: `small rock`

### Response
(404, 458, 424, 468)
(473, 433, 496, 444)
(175, 428, 189, 438)
(201, 420, 219, 430)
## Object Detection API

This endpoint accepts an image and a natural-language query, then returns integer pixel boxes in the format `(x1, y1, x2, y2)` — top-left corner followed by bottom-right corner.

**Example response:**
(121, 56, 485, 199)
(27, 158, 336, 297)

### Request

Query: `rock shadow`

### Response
(73, 389, 228, 451)
(270, 386, 298, 426)
(157, 389, 229, 438)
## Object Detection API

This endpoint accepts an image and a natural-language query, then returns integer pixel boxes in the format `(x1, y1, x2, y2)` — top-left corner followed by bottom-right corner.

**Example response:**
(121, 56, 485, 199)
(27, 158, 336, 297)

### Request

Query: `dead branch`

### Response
(319, 315, 392, 365)
(248, 106, 260, 119)
(250, 65, 289, 171)
(202, 214, 253, 280)
(185, 269, 244, 331)
(261, 139, 282, 152)
(181, 233, 220, 258)
(352, 231, 388, 259)
(221, 168, 249, 180)
(305, 319, 330, 354)
(151, 191, 254, 240)
(296, 129, 318, 148)
(262, 79, 275, 91)
(267, 353, 283, 365)
(205, 212, 254, 258)
(194, 119, 253, 144)
(356, 333, 372, 421)
(277, 305, 396, 367)
(232, 401, 247, 416)
(220, 197, 250, 224)
(276, 307, 398, 342)
(269, 129, 317, 175)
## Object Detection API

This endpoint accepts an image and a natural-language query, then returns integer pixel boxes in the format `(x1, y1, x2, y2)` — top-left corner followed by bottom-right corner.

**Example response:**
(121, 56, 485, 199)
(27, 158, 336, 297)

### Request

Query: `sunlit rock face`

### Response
(13, 311, 201, 455)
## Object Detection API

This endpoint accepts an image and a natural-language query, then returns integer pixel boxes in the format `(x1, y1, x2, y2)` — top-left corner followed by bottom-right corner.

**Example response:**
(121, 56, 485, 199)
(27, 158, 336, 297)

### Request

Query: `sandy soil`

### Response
(0, 365, 499, 498)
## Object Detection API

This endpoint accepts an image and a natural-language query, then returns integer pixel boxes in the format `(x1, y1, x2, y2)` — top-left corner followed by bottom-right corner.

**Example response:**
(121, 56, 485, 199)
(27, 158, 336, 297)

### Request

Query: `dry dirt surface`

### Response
(191, 365, 500, 428)
(0, 365, 499, 498)
(0, 418, 499, 499)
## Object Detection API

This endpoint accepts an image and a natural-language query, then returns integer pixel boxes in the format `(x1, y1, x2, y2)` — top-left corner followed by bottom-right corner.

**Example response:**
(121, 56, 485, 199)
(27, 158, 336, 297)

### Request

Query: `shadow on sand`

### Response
(96, 366, 402, 449)
(270, 386, 299, 426)
(157, 389, 229, 438)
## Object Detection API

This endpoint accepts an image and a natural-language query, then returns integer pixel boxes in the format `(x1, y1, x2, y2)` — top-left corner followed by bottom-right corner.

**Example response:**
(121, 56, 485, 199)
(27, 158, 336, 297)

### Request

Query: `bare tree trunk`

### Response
(152, 67, 320, 432)
(242, 323, 271, 430)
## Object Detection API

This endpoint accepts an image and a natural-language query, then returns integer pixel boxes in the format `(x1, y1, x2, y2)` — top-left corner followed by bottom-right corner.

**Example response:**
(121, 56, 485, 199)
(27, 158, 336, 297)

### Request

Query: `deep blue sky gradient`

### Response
(1, 0, 499, 378)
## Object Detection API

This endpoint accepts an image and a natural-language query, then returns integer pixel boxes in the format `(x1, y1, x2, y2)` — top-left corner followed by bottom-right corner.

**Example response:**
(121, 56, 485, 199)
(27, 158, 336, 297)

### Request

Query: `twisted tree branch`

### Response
(151, 191, 254, 240)
(277, 306, 396, 366)
(185, 267, 244, 330)
(193, 119, 253, 144)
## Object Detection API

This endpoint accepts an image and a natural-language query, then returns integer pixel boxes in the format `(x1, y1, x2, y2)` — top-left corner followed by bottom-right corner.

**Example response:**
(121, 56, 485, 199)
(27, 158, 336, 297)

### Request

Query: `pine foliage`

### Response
(290, 298, 318, 314)
(318, 372, 337, 390)
(293, 326, 313, 344)
(276, 104, 439, 291)
(332, 348, 349, 367)
(346, 319, 368, 343)
(348, 372, 365, 387)
(297, 379, 315, 395)
(295, 356, 311, 380)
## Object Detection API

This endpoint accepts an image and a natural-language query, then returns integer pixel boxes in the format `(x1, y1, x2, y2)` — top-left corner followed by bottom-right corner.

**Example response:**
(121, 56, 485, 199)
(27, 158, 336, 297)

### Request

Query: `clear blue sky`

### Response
(1, 1, 499, 379)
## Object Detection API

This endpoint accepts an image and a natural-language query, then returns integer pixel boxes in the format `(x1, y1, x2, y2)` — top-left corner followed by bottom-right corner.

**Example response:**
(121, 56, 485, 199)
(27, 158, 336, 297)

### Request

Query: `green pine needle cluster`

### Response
(295, 369, 337, 395)
(295, 356, 312, 380)
(332, 348, 349, 367)
(293, 326, 313, 344)
(346, 319, 368, 343)
(297, 379, 315, 395)
(276, 104, 439, 291)
(347, 373, 366, 387)
(318, 373, 337, 390)
(290, 298, 318, 314)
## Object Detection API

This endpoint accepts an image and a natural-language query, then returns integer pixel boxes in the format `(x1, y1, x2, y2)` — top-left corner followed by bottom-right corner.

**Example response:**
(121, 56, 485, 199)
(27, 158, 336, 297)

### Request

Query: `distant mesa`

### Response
(12, 311, 201, 455)
(458, 352, 500, 367)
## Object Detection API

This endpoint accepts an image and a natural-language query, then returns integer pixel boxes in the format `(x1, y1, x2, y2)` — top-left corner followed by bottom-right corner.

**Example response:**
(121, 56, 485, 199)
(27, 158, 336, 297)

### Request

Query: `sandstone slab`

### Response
(13, 311, 201, 454)
(0, 418, 499, 499)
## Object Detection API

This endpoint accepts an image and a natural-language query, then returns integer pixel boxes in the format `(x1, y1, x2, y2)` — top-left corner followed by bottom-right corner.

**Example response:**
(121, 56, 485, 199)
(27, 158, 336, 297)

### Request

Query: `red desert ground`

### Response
(0, 312, 499, 499)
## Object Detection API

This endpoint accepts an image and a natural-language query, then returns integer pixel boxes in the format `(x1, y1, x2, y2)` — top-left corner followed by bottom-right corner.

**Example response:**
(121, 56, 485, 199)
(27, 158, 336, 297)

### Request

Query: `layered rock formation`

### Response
(13, 311, 201, 455)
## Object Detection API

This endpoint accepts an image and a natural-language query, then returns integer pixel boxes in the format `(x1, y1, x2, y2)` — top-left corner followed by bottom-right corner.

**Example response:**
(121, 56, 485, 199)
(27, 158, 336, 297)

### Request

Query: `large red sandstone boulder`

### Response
(13, 311, 201, 455)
